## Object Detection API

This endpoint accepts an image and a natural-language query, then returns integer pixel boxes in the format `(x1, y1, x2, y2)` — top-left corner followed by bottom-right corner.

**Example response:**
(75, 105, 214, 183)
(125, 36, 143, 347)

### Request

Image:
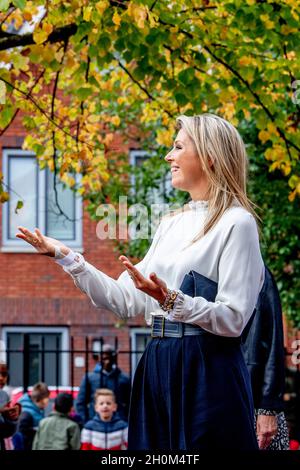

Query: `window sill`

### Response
(0, 246, 84, 254)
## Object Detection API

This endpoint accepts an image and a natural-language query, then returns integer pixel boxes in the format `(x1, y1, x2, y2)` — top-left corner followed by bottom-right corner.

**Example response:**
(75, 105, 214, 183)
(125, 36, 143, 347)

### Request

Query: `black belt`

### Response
(151, 315, 206, 338)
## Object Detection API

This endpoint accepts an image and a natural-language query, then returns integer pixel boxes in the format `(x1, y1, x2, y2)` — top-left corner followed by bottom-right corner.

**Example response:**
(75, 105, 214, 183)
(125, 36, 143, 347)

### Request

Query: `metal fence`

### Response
(4, 333, 300, 400)
(5, 333, 150, 392)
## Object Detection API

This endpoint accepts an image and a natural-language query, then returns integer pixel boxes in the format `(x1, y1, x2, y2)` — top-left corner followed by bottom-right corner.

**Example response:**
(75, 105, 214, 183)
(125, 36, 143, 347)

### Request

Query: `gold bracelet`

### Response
(159, 289, 179, 312)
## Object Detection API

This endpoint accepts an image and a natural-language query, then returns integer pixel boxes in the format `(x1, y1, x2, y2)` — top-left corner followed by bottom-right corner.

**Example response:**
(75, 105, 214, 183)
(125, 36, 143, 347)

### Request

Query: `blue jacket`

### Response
(13, 394, 45, 450)
(75, 365, 131, 424)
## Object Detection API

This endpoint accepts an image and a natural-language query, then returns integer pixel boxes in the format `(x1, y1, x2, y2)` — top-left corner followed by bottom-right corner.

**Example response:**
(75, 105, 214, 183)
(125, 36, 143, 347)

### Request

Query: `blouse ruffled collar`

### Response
(188, 199, 209, 211)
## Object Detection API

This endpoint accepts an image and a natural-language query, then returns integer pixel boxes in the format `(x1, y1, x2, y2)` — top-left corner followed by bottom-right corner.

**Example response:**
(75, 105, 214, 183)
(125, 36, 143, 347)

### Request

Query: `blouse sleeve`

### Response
(166, 213, 265, 337)
(55, 221, 163, 320)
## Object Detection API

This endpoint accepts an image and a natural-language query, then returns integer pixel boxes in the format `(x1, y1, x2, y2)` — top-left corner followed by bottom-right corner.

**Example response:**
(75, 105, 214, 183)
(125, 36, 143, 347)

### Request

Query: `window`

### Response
(1, 326, 69, 387)
(1, 149, 82, 252)
(130, 328, 151, 374)
(129, 149, 172, 203)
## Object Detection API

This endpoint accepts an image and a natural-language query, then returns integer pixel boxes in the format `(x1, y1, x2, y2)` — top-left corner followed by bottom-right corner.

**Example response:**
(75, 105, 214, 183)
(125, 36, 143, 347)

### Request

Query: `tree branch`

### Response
(0, 76, 95, 150)
(159, 18, 300, 155)
(0, 68, 45, 137)
(0, 23, 77, 51)
(117, 59, 174, 118)
(203, 43, 300, 155)
(0, 7, 16, 29)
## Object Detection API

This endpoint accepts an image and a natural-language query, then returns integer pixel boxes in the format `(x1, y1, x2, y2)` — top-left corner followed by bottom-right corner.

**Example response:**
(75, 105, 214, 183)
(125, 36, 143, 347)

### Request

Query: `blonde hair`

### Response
(94, 388, 116, 403)
(174, 113, 259, 244)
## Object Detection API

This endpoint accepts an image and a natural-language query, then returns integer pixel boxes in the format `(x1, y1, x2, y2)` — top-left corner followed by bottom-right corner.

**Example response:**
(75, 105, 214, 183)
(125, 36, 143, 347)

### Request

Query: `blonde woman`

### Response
(17, 114, 264, 450)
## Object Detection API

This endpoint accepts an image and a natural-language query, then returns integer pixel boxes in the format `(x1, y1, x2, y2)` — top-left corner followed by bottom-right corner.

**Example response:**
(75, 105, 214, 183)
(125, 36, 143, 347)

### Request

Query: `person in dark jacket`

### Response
(0, 389, 20, 450)
(13, 382, 50, 450)
(242, 266, 289, 450)
(75, 344, 131, 424)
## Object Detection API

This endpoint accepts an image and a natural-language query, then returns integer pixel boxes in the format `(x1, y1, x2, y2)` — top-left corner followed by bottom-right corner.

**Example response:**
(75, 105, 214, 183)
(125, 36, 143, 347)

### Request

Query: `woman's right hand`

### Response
(16, 227, 70, 257)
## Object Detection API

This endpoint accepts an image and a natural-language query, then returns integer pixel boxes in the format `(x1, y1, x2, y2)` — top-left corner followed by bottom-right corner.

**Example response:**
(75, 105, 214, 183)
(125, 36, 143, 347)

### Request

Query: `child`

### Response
(33, 393, 81, 450)
(13, 382, 50, 450)
(0, 389, 20, 450)
(81, 388, 128, 450)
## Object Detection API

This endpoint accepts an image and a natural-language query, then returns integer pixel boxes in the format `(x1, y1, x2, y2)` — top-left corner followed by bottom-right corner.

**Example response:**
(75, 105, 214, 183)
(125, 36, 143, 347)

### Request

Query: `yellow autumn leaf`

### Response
(288, 189, 296, 202)
(127, 2, 148, 29)
(258, 130, 271, 144)
(23, 11, 32, 21)
(239, 56, 252, 67)
(260, 15, 275, 29)
(267, 122, 279, 136)
(148, 10, 158, 28)
(282, 164, 291, 176)
(156, 128, 173, 147)
(281, 25, 297, 35)
(33, 29, 50, 45)
(43, 23, 53, 35)
(112, 11, 121, 27)
(83, 6, 92, 22)
(0, 191, 9, 203)
(111, 115, 121, 126)
(269, 161, 279, 172)
(95, 0, 109, 15)
(88, 114, 100, 123)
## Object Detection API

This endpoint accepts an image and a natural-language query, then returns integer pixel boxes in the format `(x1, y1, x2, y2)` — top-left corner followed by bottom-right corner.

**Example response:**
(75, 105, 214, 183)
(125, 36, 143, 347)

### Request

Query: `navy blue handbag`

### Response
(179, 269, 256, 338)
(179, 270, 218, 301)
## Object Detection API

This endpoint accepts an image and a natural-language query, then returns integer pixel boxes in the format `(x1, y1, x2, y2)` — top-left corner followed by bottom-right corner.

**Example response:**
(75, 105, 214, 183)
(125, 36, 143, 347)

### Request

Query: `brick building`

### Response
(0, 113, 149, 388)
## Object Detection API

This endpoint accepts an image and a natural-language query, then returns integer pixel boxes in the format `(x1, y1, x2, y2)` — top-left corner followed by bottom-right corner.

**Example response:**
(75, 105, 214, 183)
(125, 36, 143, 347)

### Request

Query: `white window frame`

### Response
(129, 149, 153, 191)
(1, 326, 69, 386)
(1, 149, 83, 252)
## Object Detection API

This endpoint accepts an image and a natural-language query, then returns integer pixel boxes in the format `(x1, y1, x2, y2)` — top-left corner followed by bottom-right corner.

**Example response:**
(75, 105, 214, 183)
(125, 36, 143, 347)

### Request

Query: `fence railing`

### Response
(3, 334, 300, 400)
(4, 334, 152, 392)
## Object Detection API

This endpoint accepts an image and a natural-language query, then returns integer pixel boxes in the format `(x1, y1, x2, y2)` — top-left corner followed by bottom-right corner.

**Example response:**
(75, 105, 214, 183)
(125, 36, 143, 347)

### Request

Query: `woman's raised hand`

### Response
(119, 255, 168, 304)
(16, 227, 70, 257)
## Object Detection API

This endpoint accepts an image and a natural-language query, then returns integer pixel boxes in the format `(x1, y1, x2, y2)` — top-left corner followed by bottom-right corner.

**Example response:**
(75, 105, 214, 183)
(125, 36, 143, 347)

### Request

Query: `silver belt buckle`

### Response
(151, 315, 165, 338)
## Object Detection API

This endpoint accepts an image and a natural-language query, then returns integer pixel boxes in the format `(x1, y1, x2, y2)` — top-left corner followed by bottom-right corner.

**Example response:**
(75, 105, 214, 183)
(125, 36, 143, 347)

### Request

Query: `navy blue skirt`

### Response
(128, 334, 258, 450)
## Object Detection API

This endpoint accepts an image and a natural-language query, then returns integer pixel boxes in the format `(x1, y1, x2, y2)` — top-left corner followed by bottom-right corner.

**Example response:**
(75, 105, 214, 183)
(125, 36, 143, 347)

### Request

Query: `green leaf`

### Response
(15, 200, 23, 214)
(12, 0, 26, 9)
(98, 35, 111, 51)
(0, 106, 14, 128)
(0, 0, 9, 11)
(76, 87, 93, 100)
(178, 68, 195, 85)
(174, 93, 189, 106)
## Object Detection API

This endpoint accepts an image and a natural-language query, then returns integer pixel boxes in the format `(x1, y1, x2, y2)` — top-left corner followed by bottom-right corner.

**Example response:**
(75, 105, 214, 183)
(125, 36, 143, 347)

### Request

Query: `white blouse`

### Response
(56, 201, 265, 337)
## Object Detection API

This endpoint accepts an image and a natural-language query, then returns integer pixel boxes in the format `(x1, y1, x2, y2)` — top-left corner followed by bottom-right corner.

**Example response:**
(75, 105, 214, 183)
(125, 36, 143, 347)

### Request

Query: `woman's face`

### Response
(164, 128, 209, 200)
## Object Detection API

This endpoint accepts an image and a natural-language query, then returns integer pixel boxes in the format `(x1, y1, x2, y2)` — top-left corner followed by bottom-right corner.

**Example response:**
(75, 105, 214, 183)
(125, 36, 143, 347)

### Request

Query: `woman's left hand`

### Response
(119, 255, 168, 304)
(256, 414, 278, 449)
